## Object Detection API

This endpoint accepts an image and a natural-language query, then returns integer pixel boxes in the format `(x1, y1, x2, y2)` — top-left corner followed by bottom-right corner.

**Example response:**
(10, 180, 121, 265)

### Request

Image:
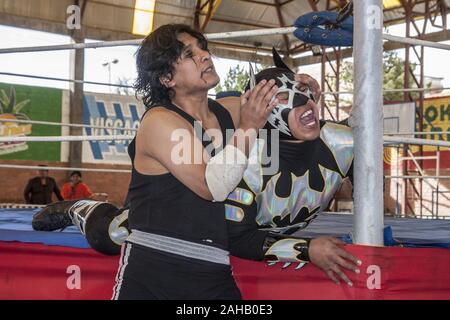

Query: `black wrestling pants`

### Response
(112, 242, 242, 300)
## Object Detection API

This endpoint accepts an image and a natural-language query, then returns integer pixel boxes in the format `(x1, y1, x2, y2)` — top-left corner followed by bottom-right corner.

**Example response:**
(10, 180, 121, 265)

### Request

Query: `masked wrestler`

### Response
(222, 62, 361, 286)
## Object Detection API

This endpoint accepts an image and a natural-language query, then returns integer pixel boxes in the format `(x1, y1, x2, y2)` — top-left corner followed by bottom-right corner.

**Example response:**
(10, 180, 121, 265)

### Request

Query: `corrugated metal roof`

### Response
(0, 0, 447, 64)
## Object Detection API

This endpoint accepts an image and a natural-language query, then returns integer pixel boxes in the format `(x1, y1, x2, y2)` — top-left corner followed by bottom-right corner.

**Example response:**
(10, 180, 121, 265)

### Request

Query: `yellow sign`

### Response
(415, 96, 450, 152)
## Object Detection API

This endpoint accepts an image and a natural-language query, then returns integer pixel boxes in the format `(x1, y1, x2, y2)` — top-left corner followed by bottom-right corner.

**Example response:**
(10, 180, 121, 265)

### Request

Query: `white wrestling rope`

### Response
(0, 28, 297, 54)
(0, 135, 134, 142)
(382, 34, 450, 51)
(2, 164, 446, 178)
(321, 211, 450, 220)
(387, 131, 450, 136)
(0, 133, 448, 148)
(0, 203, 45, 209)
(2, 71, 444, 98)
(0, 164, 130, 173)
(383, 136, 450, 148)
(385, 176, 450, 179)
(1, 70, 446, 98)
(0, 118, 138, 132)
(0, 72, 217, 98)
(1, 27, 450, 54)
(322, 86, 450, 96)
(0, 72, 134, 89)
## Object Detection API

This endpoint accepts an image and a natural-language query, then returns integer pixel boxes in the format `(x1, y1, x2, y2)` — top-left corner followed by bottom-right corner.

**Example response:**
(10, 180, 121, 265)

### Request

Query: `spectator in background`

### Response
(24, 165, 64, 204)
(61, 171, 93, 201)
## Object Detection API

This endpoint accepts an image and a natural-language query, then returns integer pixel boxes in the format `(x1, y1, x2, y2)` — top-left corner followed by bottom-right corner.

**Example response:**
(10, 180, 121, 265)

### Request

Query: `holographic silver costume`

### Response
(225, 121, 354, 264)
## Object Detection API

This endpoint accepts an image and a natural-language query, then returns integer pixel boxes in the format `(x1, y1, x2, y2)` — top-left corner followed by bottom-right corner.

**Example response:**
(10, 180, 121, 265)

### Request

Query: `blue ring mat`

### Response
(1, 208, 449, 249)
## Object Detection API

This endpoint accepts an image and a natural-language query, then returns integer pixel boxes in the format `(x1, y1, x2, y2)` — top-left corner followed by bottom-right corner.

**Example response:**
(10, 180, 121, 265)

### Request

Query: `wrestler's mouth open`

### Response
(201, 65, 215, 75)
(297, 105, 318, 130)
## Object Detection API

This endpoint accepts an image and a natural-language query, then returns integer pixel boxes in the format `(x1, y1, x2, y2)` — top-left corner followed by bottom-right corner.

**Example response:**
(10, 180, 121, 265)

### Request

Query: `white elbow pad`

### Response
(205, 145, 248, 202)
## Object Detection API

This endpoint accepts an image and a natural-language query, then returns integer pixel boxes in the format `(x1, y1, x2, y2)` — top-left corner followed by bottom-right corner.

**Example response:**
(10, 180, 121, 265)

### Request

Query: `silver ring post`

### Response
(352, 0, 384, 246)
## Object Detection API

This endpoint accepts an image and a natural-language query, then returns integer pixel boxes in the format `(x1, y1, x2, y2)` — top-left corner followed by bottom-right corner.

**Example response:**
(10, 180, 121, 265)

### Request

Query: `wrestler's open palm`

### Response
(309, 236, 361, 286)
(239, 79, 278, 131)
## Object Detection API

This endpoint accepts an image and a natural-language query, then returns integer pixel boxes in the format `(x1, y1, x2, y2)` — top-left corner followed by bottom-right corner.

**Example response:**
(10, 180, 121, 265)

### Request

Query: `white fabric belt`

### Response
(126, 229, 230, 266)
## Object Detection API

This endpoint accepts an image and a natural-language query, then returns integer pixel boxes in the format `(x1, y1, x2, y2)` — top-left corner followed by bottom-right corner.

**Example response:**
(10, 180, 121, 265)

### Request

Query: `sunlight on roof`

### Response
(132, 0, 156, 36)
(383, 0, 402, 9)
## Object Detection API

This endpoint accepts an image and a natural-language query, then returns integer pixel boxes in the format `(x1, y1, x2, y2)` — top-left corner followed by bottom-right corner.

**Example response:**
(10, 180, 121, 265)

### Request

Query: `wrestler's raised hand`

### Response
(239, 79, 279, 131)
(309, 236, 362, 286)
(294, 73, 321, 103)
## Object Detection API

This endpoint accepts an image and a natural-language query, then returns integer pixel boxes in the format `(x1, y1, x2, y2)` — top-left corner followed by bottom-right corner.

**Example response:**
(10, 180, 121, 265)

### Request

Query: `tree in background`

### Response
(215, 64, 250, 94)
(382, 50, 431, 101)
(215, 64, 269, 94)
(215, 52, 431, 106)
(325, 50, 431, 107)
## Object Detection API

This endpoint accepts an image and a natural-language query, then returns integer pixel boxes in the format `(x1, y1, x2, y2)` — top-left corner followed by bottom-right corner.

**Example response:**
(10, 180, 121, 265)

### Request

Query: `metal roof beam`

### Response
(0, 11, 143, 41)
(238, 0, 278, 6)
(210, 16, 277, 29)
(274, 0, 291, 54)
(201, 0, 222, 32)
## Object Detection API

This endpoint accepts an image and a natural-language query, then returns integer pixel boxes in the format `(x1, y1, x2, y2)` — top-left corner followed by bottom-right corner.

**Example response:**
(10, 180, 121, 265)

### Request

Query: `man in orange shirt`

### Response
(61, 171, 93, 201)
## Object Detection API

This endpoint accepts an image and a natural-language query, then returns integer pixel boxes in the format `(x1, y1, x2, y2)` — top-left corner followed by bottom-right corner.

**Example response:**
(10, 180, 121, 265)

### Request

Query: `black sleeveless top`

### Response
(127, 99, 235, 251)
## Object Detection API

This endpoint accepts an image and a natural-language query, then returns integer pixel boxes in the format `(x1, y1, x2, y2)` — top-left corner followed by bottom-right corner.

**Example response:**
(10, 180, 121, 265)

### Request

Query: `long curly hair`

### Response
(134, 24, 209, 108)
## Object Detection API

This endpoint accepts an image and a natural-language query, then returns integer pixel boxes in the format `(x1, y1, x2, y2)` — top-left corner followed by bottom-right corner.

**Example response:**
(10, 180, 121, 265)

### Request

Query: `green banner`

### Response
(0, 82, 62, 161)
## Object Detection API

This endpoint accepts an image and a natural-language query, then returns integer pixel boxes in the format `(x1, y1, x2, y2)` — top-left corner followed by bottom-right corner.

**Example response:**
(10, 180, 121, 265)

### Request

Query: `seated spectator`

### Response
(61, 171, 93, 201)
(24, 165, 64, 205)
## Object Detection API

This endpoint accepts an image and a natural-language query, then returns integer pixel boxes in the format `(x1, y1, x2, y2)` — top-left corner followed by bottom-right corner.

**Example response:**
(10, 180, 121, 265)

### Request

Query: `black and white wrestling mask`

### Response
(251, 67, 316, 140)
